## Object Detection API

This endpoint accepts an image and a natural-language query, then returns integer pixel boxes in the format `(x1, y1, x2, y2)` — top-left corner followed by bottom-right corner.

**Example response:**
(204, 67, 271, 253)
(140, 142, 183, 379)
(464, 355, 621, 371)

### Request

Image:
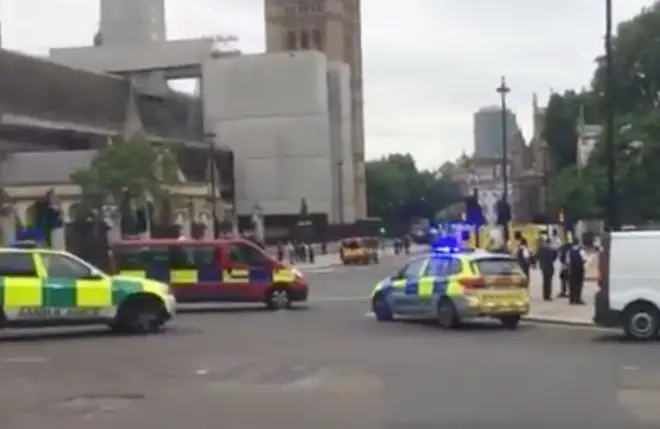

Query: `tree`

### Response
(70, 135, 180, 222)
(592, 2, 660, 117)
(365, 153, 462, 221)
(543, 90, 597, 174)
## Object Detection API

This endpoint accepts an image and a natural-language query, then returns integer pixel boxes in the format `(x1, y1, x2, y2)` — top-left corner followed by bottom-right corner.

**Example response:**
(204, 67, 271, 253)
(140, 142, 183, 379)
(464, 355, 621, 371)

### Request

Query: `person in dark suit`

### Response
(537, 237, 558, 301)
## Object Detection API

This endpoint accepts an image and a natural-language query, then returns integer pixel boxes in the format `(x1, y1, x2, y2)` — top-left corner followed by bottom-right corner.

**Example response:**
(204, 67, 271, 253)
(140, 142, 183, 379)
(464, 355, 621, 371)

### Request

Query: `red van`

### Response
(110, 238, 308, 309)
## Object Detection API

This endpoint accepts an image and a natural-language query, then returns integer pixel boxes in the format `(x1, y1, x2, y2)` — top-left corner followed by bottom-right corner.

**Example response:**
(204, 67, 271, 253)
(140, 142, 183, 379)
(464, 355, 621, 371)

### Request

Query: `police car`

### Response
(0, 243, 176, 334)
(370, 237, 530, 329)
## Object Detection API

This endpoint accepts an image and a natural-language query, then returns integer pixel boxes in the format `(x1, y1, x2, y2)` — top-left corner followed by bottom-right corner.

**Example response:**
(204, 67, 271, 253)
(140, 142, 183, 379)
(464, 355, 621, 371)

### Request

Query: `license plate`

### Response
(478, 290, 526, 304)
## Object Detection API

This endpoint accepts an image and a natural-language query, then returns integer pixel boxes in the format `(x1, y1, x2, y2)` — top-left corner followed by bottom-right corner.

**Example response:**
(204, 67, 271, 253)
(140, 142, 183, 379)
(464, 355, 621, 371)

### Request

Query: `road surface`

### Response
(1, 257, 659, 428)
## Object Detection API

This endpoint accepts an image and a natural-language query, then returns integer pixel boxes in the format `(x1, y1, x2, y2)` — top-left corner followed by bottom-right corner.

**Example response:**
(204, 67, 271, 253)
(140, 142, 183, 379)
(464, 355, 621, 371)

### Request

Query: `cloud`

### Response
(0, 0, 655, 170)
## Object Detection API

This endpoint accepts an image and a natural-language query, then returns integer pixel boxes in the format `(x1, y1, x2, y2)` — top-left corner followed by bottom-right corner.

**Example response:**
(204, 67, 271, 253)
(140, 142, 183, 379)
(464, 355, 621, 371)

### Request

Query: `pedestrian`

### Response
(287, 241, 295, 265)
(308, 242, 315, 264)
(537, 236, 557, 301)
(557, 241, 571, 298)
(515, 238, 532, 279)
(276, 241, 284, 262)
(567, 238, 587, 305)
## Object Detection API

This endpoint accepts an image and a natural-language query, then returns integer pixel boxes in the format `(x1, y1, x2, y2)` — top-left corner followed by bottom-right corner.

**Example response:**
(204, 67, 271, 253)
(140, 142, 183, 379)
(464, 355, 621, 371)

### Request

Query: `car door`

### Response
(39, 252, 110, 319)
(389, 257, 428, 314)
(222, 242, 272, 301)
(420, 257, 461, 314)
(0, 252, 43, 322)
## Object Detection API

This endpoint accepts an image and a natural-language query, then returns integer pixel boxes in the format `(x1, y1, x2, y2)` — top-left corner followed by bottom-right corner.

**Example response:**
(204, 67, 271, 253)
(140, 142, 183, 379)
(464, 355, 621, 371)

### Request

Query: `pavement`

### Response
(3, 256, 658, 428)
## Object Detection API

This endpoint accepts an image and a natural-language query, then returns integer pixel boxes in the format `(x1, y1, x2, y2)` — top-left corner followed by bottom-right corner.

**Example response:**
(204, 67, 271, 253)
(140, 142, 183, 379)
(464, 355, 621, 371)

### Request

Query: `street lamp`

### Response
(205, 132, 220, 238)
(496, 76, 510, 202)
(604, 0, 618, 230)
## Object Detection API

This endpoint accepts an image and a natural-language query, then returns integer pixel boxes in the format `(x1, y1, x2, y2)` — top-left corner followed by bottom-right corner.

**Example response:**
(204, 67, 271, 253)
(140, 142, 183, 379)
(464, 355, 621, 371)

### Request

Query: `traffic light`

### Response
(464, 196, 484, 225)
(495, 199, 511, 226)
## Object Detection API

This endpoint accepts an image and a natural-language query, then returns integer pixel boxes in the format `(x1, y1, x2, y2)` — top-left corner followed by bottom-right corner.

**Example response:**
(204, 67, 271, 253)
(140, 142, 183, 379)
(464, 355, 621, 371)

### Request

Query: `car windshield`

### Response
(473, 257, 522, 275)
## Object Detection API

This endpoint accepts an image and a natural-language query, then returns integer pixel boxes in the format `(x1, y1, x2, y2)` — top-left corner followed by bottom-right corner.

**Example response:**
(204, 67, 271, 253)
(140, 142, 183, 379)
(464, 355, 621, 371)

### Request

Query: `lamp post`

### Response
(604, 0, 617, 231)
(496, 76, 510, 202)
(205, 132, 219, 238)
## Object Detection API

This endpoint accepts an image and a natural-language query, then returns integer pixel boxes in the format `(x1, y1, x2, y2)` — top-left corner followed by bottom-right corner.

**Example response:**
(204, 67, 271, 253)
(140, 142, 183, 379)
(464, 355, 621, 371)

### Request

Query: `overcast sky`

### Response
(0, 0, 653, 170)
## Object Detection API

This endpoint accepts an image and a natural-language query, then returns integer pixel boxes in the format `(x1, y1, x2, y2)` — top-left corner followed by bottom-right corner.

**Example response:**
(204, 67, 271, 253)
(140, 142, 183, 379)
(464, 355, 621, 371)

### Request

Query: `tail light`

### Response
(460, 277, 485, 289)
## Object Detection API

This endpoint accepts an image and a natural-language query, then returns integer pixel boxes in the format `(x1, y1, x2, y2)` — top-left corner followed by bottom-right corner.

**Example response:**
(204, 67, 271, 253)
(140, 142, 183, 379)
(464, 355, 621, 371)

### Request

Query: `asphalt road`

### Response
(2, 256, 660, 428)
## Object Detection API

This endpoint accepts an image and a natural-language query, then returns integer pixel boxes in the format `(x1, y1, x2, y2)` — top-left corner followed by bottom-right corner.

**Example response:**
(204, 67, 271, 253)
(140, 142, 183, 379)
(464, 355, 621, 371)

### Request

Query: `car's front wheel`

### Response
(266, 286, 292, 310)
(372, 293, 393, 321)
(499, 315, 521, 330)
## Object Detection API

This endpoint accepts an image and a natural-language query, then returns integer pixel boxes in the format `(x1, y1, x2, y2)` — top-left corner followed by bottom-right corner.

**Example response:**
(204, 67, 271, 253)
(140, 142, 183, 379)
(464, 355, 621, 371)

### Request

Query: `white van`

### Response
(594, 230, 660, 340)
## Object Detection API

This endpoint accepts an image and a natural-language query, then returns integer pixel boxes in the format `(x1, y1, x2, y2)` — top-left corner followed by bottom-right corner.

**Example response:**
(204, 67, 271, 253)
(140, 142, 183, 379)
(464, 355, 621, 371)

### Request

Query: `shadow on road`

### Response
(589, 332, 649, 344)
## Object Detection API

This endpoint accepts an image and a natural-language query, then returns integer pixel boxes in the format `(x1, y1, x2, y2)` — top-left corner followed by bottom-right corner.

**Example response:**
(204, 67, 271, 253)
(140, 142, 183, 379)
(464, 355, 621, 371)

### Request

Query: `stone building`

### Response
(0, 48, 235, 246)
(264, 0, 367, 218)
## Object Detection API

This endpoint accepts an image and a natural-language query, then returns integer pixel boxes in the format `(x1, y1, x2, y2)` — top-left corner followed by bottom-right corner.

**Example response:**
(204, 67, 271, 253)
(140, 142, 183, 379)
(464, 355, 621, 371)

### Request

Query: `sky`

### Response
(0, 0, 655, 170)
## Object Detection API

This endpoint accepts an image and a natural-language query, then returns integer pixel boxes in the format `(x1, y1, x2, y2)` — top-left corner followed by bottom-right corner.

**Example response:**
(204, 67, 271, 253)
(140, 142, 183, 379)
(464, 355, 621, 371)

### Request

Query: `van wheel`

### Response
(437, 298, 460, 329)
(500, 315, 521, 330)
(112, 295, 165, 334)
(266, 286, 291, 310)
(623, 302, 660, 341)
(0, 310, 6, 329)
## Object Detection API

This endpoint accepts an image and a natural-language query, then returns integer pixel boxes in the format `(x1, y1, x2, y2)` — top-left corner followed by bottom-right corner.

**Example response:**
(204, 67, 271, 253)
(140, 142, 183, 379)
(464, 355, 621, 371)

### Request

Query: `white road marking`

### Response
(0, 357, 49, 363)
(310, 296, 367, 302)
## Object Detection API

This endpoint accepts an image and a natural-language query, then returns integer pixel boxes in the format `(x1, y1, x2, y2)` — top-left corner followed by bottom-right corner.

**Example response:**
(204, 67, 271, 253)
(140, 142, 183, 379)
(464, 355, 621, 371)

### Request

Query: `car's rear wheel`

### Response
(112, 294, 165, 334)
(266, 286, 292, 310)
(623, 302, 660, 341)
(499, 315, 521, 330)
(372, 293, 393, 321)
(437, 298, 460, 329)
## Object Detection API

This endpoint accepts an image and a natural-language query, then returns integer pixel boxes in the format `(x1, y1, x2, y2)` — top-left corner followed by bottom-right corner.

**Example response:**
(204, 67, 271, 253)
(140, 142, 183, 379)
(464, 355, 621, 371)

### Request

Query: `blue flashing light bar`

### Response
(431, 236, 471, 254)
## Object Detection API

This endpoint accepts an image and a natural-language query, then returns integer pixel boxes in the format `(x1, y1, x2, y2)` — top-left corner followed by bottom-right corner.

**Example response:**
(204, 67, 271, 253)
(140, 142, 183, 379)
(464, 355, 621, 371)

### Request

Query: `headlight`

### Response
(292, 268, 303, 278)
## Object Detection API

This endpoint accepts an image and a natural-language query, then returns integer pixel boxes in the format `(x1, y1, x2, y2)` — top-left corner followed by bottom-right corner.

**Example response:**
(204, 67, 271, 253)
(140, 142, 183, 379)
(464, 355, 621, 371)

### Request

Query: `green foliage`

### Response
(592, 2, 660, 116)
(549, 2, 660, 223)
(543, 90, 597, 174)
(70, 135, 180, 218)
(365, 153, 462, 221)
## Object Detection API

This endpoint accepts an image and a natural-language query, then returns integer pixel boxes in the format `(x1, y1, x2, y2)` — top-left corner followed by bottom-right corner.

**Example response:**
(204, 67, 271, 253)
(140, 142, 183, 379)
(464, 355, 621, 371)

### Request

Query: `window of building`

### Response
(311, 1, 324, 13)
(312, 29, 323, 50)
(300, 31, 310, 49)
(284, 5, 295, 16)
(297, 1, 309, 13)
(286, 31, 297, 49)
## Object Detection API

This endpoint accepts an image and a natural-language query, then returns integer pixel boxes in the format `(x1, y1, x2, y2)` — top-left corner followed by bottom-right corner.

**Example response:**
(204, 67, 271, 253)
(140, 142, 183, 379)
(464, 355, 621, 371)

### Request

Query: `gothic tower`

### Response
(264, 0, 367, 219)
(99, 0, 166, 45)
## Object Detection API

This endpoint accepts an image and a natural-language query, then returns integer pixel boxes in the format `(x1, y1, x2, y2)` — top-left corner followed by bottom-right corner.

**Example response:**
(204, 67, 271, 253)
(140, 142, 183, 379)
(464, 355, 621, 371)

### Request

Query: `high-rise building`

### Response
(99, 0, 166, 45)
(473, 106, 518, 160)
(264, 0, 366, 218)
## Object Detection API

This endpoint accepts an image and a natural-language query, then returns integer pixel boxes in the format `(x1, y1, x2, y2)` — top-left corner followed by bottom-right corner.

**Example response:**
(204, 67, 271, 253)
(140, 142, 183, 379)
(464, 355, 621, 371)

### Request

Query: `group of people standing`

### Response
(276, 241, 316, 265)
(515, 233, 589, 305)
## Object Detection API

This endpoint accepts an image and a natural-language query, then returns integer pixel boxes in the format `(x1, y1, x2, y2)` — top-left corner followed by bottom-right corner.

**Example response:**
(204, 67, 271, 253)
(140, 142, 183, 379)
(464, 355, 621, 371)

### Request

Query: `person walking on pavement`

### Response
(287, 241, 295, 265)
(567, 237, 587, 305)
(307, 242, 315, 264)
(276, 241, 284, 262)
(515, 238, 532, 279)
(558, 241, 571, 298)
(537, 236, 558, 301)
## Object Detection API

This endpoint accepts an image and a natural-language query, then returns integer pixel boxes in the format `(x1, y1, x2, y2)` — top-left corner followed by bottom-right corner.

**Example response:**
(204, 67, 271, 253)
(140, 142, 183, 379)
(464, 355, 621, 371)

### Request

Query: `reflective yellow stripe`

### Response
(417, 276, 434, 297)
(170, 269, 197, 284)
(223, 269, 249, 284)
(75, 279, 112, 307)
(119, 270, 146, 279)
(445, 277, 463, 297)
(273, 269, 295, 283)
(4, 277, 42, 307)
(392, 279, 406, 289)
